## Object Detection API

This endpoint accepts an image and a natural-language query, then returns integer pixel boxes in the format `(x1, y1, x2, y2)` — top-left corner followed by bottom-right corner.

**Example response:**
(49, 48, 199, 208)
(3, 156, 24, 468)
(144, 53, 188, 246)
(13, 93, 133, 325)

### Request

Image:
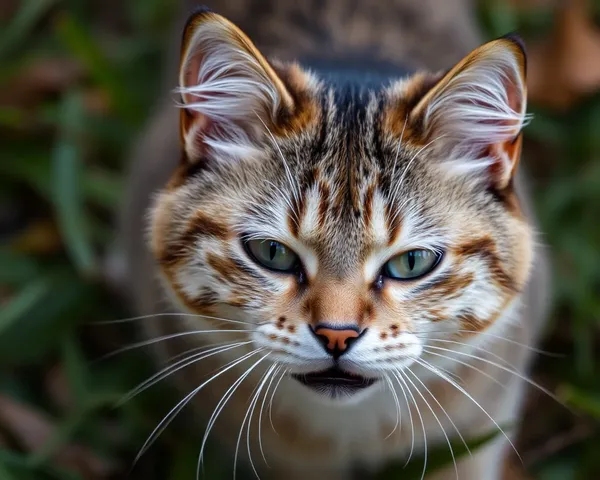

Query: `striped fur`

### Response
(124, 6, 549, 479)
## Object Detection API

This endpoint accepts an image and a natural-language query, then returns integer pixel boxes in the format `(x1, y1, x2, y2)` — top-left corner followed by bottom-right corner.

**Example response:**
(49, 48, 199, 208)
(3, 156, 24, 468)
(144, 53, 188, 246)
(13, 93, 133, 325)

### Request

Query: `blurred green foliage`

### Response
(0, 0, 599, 478)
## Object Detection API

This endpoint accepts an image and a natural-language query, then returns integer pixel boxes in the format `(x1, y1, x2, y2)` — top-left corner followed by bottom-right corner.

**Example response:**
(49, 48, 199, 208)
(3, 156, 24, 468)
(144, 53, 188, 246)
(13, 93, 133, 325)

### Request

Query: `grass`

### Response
(0, 0, 599, 478)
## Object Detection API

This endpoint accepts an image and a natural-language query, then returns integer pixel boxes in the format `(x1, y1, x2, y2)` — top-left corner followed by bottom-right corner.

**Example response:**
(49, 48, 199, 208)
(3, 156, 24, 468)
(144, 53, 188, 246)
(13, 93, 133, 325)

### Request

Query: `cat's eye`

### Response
(244, 239, 299, 273)
(383, 249, 442, 280)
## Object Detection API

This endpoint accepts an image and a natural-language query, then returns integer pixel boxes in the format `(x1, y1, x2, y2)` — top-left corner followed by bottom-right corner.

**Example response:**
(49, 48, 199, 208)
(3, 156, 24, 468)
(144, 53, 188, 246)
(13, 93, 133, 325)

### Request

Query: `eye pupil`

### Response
(407, 251, 415, 270)
(269, 241, 277, 261)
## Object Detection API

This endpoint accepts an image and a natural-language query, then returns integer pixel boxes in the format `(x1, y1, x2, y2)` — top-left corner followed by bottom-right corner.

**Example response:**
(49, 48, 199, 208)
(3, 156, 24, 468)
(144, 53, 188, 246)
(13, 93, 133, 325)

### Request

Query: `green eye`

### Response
(245, 239, 299, 272)
(384, 249, 442, 280)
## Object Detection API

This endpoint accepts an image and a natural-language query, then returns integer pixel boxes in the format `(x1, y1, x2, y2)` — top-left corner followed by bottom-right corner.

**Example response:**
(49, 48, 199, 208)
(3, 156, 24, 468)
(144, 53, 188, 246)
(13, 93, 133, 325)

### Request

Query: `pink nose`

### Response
(313, 325, 361, 357)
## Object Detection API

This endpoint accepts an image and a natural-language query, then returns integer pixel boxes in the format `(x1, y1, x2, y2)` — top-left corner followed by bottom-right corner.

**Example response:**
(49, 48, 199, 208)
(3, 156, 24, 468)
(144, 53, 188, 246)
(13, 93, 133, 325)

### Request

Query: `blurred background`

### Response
(0, 0, 599, 479)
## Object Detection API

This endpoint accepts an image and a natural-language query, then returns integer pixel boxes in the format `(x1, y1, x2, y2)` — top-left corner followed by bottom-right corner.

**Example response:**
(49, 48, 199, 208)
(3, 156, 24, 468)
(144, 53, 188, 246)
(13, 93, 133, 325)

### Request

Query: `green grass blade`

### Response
(61, 334, 89, 406)
(0, 248, 41, 286)
(0, 277, 52, 337)
(52, 91, 97, 277)
(0, 0, 58, 60)
(0, 459, 18, 480)
(54, 13, 137, 123)
(560, 385, 600, 419)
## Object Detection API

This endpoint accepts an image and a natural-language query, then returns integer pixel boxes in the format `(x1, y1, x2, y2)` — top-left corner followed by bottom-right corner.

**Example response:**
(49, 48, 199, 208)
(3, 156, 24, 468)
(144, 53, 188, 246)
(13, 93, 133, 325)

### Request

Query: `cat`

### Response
(116, 1, 550, 478)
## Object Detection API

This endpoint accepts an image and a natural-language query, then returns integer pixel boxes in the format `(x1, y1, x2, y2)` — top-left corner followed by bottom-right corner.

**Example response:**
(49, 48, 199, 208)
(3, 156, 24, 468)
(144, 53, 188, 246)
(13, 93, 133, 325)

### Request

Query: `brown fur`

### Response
(116, 2, 550, 479)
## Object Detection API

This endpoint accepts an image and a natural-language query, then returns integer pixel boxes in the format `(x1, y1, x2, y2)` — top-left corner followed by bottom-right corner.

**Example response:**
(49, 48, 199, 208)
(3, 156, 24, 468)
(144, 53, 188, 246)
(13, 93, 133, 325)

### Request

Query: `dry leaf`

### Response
(0, 394, 116, 480)
(502, 457, 534, 480)
(83, 88, 112, 116)
(45, 363, 74, 412)
(10, 218, 63, 255)
(0, 58, 83, 109)
(0, 0, 18, 22)
(528, 0, 600, 110)
(506, 0, 559, 9)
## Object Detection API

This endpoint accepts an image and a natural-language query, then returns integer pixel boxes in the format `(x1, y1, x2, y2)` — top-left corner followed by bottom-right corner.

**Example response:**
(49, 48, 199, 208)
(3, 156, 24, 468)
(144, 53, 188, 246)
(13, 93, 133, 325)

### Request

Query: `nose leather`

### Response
(313, 325, 361, 356)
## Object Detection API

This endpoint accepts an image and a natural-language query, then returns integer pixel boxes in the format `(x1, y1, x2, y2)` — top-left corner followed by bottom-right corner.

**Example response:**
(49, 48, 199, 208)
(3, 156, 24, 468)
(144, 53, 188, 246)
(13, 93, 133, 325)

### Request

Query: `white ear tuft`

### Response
(413, 37, 528, 187)
(177, 10, 294, 162)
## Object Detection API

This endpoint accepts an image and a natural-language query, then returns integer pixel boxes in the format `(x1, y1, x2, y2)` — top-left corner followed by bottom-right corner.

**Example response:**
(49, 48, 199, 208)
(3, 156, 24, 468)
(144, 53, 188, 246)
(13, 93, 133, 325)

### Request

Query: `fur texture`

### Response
(117, 3, 549, 479)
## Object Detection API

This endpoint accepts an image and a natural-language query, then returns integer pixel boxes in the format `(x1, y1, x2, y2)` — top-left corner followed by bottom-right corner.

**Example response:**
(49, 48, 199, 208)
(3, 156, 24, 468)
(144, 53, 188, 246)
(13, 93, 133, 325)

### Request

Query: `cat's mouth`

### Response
(292, 366, 377, 396)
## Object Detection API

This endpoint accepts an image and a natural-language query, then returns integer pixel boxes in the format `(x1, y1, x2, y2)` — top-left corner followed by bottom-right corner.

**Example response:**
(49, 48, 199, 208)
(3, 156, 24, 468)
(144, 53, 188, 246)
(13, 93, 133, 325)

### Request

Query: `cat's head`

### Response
(150, 8, 533, 402)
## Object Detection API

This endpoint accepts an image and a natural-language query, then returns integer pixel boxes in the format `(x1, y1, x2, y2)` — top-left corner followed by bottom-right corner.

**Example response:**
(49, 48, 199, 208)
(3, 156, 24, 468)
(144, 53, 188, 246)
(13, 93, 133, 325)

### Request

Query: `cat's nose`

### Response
(311, 324, 365, 358)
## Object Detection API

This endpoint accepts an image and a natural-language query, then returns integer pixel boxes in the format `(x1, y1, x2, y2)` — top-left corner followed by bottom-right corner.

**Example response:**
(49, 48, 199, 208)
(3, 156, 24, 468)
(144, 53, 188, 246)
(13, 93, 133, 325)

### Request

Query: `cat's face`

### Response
(150, 9, 533, 402)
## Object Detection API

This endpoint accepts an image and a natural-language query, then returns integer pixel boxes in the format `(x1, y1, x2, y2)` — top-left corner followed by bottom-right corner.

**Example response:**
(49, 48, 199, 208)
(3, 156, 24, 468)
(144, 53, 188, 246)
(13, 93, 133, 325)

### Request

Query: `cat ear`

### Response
(411, 35, 528, 189)
(177, 9, 295, 162)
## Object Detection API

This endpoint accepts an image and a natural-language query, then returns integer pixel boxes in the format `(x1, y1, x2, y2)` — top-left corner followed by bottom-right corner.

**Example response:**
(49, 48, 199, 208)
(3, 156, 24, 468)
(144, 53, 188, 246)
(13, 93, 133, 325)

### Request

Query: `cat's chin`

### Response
(292, 366, 378, 401)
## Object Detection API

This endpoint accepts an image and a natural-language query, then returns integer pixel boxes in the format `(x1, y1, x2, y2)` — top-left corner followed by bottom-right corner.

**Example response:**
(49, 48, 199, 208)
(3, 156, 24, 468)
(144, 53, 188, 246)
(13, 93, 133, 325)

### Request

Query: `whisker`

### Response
(244, 363, 278, 479)
(197, 353, 265, 474)
(258, 365, 282, 466)
(119, 341, 252, 406)
(98, 329, 253, 361)
(390, 135, 446, 224)
(268, 368, 288, 435)
(403, 367, 458, 480)
(90, 311, 258, 327)
(394, 370, 427, 477)
(383, 374, 401, 440)
(233, 354, 271, 480)
(135, 347, 264, 466)
(390, 113, 409, 180)
(426, 338, 517, 369)
(414, 328, 562, 357)
(393, 370, 415, 465)
(422, 348, 506, 390)
(163, 340, 235, 366)
(254, 112, 300, 208)
(423, 345, 567, 408)
(417, 357, 522, 464)
(455, 330, 563, 357)
(407, 363, 470, 457)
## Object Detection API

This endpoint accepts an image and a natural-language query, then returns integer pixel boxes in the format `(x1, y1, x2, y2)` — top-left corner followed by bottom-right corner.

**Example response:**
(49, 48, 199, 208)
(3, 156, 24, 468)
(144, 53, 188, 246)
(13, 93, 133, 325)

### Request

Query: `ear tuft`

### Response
(411, 36, 528, 188)
(177, 11, 295, 162)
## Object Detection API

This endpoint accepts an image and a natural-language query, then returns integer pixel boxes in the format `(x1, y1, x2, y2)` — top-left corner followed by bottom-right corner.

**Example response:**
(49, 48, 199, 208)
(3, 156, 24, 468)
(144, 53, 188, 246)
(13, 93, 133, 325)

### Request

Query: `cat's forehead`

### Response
(251, 84, 438, 275)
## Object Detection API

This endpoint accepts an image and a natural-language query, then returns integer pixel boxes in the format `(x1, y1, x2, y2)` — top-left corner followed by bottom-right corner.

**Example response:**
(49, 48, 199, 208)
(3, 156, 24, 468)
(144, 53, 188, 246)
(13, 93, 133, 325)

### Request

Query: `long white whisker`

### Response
(390, 113, 409, 180)
(198, 352, 265, 474)
(427, 338, 516, 369)
(135, 347, 264, 465)
(268, 368, 288, 434)
(254, 112, 300, 207)
(383, 373, 401, 440)
(413, 328, 562, 357)
(245, 363, 278, 478)
(91, 312, 258, 326)
(394, 370, 427, 478)
(403, 368, 458, 480)
(417, 357, 522, 463)
(99, 329, 253, 360)
(390, 135, 446, 224)
(233, 354, 271, 479)
(264, 180, 298, 228)
(119, 342, 252, 406)
(163, 340, 235, 365)
(409, 361, 471, 455)
(423, 348, 507, 389)
(258, 365, 282, 466)
(423, 345, 565, 407)
(455, 330, 562, 357)
(393, 369, 415, 465)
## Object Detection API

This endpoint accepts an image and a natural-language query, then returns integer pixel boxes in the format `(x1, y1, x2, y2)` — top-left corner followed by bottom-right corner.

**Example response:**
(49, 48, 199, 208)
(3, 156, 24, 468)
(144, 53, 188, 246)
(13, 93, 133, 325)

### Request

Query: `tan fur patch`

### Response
(455, 237, 518, 293)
